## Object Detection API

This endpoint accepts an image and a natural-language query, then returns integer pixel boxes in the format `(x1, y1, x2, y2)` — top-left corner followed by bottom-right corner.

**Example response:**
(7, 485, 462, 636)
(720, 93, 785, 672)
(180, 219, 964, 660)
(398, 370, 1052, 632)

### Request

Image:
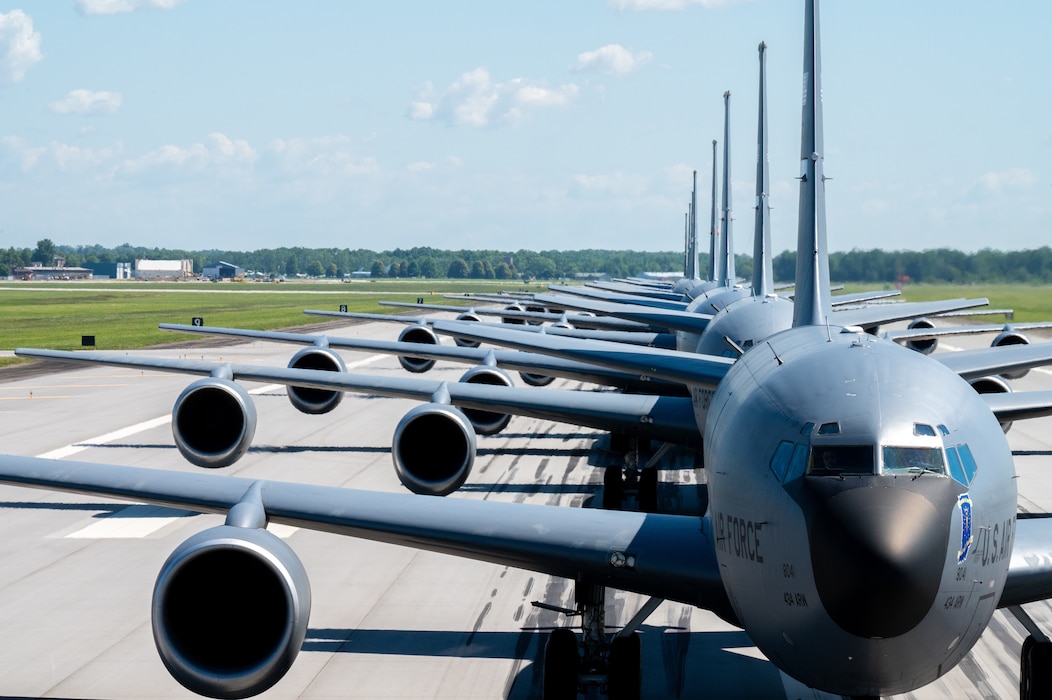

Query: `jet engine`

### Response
(397, 324, 439, 373)
(992, 329, 1031, 379)
(172, 378, 257, 468)
(152, 525, 311, 699)
(392, 403, 476, 496)
(524, 304, 546, 325)
(968, 374, 1014, 433)
(286, 346, 345, 415)
(501, 303, 526, 325)
(904, 318, 938, 355)
(520, 371, 555, 387)
(452, 311, 483, 348)
(458, 366, 513, 435)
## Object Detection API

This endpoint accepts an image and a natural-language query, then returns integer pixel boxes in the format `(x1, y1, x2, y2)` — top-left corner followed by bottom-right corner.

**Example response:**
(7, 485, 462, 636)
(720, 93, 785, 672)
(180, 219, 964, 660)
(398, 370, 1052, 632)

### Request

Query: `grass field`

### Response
(2, 279, 1051, 369)
(0, 278, 541, 366)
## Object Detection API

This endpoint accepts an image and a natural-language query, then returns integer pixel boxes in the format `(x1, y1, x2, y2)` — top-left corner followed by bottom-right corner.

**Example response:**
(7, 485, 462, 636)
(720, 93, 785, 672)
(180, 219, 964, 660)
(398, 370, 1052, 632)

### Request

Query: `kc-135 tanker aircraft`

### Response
(7, 1, 1052, 698)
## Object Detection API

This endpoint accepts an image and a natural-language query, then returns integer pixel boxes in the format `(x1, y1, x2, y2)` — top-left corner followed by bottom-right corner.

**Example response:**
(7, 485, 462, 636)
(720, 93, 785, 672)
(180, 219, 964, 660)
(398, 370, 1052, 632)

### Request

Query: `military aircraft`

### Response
(7, 3, 1052, 698)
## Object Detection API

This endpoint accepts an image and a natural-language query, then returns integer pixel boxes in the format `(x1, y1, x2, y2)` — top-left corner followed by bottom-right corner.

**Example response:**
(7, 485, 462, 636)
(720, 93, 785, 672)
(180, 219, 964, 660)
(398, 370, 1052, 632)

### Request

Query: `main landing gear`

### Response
(1009, 605, 1052, 699)
(603, 436, 670, 513)
(536, 581, 663, 699)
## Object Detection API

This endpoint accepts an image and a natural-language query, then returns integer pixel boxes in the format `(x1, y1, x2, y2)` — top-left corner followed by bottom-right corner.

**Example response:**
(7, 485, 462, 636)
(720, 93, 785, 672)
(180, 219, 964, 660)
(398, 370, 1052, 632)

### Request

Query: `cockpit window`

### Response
(808, 445, 874, 476)
(946, 446, 968, 484)
(818, 422, 840, 435)
(957, 444, 978, 482)
(914, 423, 937, 437)
(882, 446, 946, 476)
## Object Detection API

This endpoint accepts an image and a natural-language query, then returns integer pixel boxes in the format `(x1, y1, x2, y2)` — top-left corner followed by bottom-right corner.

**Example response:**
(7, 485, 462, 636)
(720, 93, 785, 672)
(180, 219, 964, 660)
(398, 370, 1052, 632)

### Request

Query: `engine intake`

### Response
(992, 329, 1031, 379)
(286, 347, 345, 414)
(458, 366, 513, 435)
(452, 312, 483, 348)
(153, 525, 311, 699)
(520, 371, 555, 387)
(905, 318, 937, 355)
(397, 324, 439, 373)
(501, 303, 526, 325)
(969, 375, 1014, 433)
(172, 378, 257, 468)
(392, 403, 476, 496)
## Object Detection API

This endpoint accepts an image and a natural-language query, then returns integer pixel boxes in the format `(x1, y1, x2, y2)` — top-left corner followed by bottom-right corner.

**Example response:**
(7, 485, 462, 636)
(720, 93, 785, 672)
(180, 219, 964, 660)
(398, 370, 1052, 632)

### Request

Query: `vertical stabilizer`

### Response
(689, 170, 699, 280)
(719, 92, 735, 286)
(709, 140, 719, 281)
(752, 41, 774, 298)
(684, 210, 691, 279)
(792, 0, 831, 327)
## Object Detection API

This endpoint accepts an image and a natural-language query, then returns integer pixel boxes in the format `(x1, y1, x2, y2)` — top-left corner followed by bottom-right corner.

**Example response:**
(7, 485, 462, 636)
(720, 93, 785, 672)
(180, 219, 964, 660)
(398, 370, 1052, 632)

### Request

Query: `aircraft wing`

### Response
(832, 298, 990, 330)
(980, 391, 1052, 423)
(829, 289, 901, 306)
(934, 343, 1052, 380)
(885, 323, 1052, 344)
(14, 348, 702, 446)
(533, 293, 713, 335)
(999, 515, 1052, 607)
(158, 324, 687, 394)
(0, 453, 728, 613)
(308, 307, 653, 332)
(430, 319, 733, 389)
(547, 285, 691, 310)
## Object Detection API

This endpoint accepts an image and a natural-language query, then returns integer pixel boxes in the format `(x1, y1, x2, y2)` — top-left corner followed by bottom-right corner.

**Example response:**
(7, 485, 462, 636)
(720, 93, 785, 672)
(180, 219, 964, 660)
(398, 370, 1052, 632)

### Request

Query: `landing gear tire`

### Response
(1021, 635, 1052, 699)
(607, 633, 641, 700)
(603, 468, 624, 510)
(543, 628, 580, 700)
(638, 468, 658, 513)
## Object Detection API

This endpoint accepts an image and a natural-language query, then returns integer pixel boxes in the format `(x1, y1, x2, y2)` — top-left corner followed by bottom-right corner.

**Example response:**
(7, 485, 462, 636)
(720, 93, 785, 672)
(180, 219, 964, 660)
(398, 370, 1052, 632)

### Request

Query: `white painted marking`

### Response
(267, 523, 299, 538)
(65, 505, 191, 539)
(33, 353, 387, 461)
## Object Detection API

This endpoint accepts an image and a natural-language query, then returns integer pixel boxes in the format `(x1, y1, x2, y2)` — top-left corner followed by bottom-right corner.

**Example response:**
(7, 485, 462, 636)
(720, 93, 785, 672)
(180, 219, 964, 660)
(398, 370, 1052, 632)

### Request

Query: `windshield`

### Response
(808, 445, 874, 476)
(882, 446, 946, 476)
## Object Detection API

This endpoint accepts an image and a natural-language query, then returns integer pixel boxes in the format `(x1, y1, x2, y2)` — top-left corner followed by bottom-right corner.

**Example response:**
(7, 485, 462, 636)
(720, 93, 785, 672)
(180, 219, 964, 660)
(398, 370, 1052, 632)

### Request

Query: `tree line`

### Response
(5, 240, 1052, 284)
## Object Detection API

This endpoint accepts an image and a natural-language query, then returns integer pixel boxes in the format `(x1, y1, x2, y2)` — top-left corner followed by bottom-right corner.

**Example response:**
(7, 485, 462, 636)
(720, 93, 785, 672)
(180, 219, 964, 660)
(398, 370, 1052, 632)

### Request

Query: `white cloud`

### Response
(267, 136, 376, 176)
(568, 172, 648, 199)
(411, 67, 579, 128)
(407, 162, 434, 173)
(2, 135, 120, 173)
(119, 132, 256, 175)
(77, 0, 186, 15)
(51, 89, 123, 115)
(0, 10, 43, 82)
(610, 0, 742, 9)
(973, 168, 1035, 195)
(574, 44, 652, 75)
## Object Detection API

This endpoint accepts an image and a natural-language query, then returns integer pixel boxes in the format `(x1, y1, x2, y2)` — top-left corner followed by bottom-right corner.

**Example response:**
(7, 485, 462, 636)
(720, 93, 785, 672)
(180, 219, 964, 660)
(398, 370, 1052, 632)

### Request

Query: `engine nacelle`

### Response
(520, 371, 555, 387)
(397, 324, 438, 373)
(452, 312, 483, 348)
(524, 304, 546, 325)
(153, 525, 311, 699)
(286, 347, 345, 415)
(172, 377, 257, 468)
(392, 403, 476, 496)
(968, 375, 1014, 433)
(905, 317, 938, 355)
(992, 329, 1031, 379)
(501, 303, 526, 325)
(458, 366, 513, 435)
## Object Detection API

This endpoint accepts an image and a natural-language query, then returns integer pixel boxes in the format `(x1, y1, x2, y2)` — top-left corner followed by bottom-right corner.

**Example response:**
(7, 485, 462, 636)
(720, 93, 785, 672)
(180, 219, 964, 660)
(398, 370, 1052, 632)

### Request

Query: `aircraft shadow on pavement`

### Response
(301, 627, 774, 699)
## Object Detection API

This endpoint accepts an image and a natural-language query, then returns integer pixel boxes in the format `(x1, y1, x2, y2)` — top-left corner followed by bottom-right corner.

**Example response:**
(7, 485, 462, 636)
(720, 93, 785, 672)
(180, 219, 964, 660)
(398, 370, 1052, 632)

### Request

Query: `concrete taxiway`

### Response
(0, 319, 1050, 698)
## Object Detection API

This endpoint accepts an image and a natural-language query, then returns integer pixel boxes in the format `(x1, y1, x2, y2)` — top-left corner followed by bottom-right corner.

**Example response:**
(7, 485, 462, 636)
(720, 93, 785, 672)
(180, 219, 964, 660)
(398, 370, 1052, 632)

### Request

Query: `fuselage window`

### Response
(808, 445, 874, 476)
(770, 440, 794, 481)
(958, 444, 979, 482)
(882, 446, 947, 476)
(787, 443, 809, 481)
(946, 446, 968, 485)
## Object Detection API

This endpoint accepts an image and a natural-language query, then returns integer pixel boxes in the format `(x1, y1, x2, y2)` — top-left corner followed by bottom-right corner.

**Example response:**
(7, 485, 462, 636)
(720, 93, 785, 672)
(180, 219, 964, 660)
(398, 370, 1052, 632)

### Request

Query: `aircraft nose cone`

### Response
(807, 479, 954, 638)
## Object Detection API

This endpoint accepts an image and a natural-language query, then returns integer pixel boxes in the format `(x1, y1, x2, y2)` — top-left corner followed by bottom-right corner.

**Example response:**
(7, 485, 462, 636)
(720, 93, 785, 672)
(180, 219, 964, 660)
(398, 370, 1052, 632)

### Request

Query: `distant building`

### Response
(201, 261, 245, 281)
(136, 259, 195, 280)
(14, 259, 93, 280)
(84, 262, 132, 280)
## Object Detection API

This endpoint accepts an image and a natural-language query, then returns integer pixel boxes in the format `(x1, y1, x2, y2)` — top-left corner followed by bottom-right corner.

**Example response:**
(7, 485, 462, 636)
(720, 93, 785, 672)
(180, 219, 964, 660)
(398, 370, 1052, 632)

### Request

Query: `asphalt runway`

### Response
(0, 319, 1050, 699)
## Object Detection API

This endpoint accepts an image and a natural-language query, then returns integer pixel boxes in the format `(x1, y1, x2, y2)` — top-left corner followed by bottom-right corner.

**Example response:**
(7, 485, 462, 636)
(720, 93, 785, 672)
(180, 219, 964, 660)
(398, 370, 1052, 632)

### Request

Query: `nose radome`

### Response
(808, 481, 952, 638)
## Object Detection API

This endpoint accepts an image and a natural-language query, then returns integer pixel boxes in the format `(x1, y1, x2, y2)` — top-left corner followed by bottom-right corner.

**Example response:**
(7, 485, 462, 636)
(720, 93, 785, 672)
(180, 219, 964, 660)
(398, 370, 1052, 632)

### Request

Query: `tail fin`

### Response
(689, 170, 699, 280)
(752, 41, 774, 298)
(709, 139, 719, 282)
(719, 91, 735, 287)
(791, 0, 831, 328)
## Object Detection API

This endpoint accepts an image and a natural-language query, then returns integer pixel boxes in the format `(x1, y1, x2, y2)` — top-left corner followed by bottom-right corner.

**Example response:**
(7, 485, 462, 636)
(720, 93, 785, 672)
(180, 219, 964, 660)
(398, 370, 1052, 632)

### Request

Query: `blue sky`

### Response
(1, 0, 1049, 255)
